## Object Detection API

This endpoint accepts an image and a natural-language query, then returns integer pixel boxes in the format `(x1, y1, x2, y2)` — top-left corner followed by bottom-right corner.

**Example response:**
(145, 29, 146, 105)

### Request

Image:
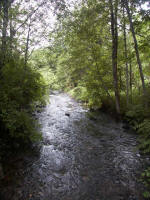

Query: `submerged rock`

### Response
(65, 112, 70, 117)
(50, 90, 60, 95)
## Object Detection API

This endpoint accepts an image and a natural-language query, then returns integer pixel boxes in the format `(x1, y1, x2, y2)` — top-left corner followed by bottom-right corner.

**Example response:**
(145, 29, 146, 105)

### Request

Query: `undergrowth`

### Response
(0, 57, 47, 145)
(125, 91, 150, 198)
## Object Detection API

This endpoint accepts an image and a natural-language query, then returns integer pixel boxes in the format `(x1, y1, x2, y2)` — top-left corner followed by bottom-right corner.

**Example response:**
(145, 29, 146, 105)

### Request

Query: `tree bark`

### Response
(124, 0, 146, 99)
(24, 19, 31, 67)
(119, 68, 122, 90)
(1, 0, 9, 67)
(0, 3, 2, 47)
(9, 4, 14, 54)
(0, 1, 2, 16)
(91, 48, 112, 100)
(129, 60, 132, 103)
(109, 0, 120, 114)
(123, 5, 129, 106)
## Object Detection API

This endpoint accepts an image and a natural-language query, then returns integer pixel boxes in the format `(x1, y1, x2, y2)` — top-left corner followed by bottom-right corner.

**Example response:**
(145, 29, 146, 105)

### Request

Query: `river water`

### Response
(0, 92, 149, 200)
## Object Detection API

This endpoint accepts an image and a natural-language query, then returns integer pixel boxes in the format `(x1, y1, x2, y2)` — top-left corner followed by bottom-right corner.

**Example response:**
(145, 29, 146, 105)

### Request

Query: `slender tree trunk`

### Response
(0, 2, 2, 17)
(109, 0, 120, 114)
(129, 60, 132, 103)
(0, 3, 2, 48)
(1, 0, 9, 67)
(123, 6, 129, 106)
(91, 47, 113, 100)
(24, 19, 31, 67)
(124, 0, 146, 99)
(119, 68, 122, 90)
(9, 5, 13, 55)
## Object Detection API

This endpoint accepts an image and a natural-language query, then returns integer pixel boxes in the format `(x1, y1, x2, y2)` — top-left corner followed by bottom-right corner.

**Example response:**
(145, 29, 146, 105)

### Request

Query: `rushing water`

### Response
(0, 92, 149, 200)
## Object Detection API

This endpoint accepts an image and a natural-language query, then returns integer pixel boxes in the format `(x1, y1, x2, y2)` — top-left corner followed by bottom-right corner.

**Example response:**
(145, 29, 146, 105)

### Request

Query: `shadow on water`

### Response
(0, 93, 150, 200)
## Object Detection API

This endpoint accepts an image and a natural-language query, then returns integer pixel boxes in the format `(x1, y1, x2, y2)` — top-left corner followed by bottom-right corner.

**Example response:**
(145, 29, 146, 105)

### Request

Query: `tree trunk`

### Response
(0, 1, 2, 16)
(119, 68, 122, 90)
(124, 0, 146, 99)
(0, 3, 2, 50)
(1, 0, 9, 67)
(91, 48, 112, 100)
(123, 5, 129, 106)
(24, 19, 31, 67)
(9, 4, 13, 55)
(129, 60, 132, 103)
(0, 1, 3, 24)
(109, 0, 120, 115)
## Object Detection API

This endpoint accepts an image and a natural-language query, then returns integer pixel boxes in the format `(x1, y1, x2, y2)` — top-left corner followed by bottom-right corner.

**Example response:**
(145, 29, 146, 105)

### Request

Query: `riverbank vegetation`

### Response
(0, 0, 66, 146)
(0, 2, 49, 147)
(0, 0, 150, 197)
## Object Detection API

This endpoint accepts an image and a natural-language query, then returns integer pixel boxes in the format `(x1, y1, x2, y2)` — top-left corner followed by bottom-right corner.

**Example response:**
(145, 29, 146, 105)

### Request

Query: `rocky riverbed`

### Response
(0, 92, 149, 200)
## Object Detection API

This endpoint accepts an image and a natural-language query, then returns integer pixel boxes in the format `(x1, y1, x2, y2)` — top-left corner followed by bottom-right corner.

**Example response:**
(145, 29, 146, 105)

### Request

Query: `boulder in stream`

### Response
(65, 113, 70, 117)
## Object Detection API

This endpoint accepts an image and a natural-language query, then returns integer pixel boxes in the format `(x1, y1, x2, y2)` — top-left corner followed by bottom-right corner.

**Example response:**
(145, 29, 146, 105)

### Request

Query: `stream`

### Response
(0, 92, 149, 200)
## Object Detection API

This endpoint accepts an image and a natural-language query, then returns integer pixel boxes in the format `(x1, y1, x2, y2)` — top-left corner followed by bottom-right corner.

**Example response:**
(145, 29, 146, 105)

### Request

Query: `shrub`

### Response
(125, 102, 150, 198)
(0, 57, 46, 142)
(141, 167, 150, 199)
(137, 119, 150, 153)
(69, 85, 102, 109)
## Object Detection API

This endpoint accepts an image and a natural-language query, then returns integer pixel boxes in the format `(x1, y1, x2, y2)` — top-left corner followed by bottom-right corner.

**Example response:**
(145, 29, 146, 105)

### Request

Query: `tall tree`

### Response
(24, 17, 31, 67)
(1, 0, 9, 67)
(124, 0, 146, 100)
(109, 0, 120, 114)
(0, 0, 15, 67)
(122, 5, 129, 106)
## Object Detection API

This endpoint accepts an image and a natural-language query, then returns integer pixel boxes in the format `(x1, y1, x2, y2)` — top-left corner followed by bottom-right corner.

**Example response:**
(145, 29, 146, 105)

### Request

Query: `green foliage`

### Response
(125, 102, 150, 152)
(69, 86, 88, 102)
(141, 167, 150, 198)
(30, 48, 61, 90)
(143, 191, 150, 199)
(126, 104, 145, 128)
(137, 119, 150, 153)
(0, 57, 46, 142)
(125, 93, 150, 197)
(69, 85, 102, 109)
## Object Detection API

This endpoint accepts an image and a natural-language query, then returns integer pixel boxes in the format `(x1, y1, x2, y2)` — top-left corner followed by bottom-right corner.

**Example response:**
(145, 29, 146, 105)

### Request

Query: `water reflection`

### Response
(0, 93, 149, 200)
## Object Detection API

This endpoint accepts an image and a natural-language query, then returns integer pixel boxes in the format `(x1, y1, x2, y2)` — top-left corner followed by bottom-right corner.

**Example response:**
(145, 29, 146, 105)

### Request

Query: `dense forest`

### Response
(0, 0, 150, 198)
